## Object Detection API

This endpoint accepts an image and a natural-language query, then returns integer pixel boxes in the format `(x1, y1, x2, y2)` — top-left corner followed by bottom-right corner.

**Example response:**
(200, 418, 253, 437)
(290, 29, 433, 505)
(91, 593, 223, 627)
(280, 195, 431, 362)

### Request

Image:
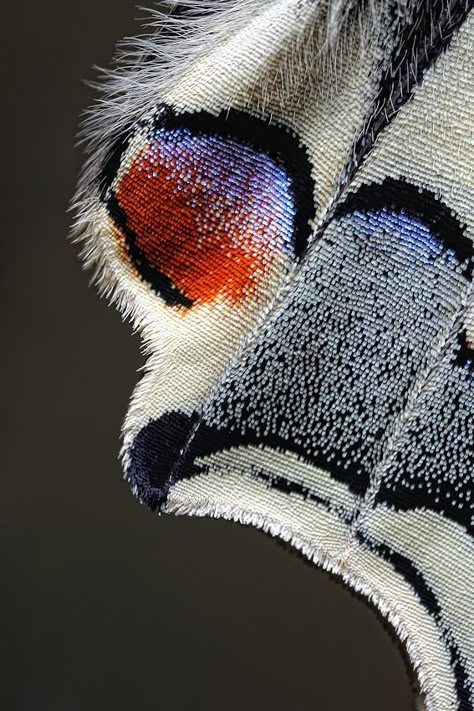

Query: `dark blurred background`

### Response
(0, 3, 416, 710)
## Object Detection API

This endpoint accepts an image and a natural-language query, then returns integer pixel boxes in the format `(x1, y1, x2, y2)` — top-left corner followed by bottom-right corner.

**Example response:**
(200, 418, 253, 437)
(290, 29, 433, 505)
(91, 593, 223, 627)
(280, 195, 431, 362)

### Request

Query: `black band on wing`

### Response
(356, 531, 473, 711)
(347, 0, 472, 179)
(107, 192, 194, 308)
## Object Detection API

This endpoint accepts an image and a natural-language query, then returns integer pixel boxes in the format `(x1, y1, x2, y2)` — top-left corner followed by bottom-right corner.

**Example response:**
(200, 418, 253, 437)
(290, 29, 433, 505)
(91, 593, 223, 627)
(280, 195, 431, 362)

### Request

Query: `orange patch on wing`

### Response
(113, 129, 295, 306)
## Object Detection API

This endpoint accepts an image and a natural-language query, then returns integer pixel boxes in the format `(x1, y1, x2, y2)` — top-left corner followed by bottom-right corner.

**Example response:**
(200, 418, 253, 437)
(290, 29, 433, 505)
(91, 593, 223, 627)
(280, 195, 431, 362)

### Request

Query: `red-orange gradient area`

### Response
(114, 128, 295, 305)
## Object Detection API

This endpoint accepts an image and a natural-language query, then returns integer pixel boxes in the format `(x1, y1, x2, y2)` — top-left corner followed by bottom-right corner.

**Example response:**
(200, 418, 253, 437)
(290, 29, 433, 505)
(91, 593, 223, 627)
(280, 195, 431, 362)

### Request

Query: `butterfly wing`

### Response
(74, 2, 474, 709)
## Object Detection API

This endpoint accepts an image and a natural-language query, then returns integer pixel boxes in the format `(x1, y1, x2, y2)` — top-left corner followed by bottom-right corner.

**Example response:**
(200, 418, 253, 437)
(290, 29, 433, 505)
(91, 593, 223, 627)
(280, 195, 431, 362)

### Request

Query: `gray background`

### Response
(1, 2, 416, 709)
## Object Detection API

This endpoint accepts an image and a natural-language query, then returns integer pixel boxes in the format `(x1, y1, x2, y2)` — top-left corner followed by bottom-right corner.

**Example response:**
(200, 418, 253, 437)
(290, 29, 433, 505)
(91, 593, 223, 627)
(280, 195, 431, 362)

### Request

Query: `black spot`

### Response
(126, 411, 198, 511)
(455, 329, 474, 371)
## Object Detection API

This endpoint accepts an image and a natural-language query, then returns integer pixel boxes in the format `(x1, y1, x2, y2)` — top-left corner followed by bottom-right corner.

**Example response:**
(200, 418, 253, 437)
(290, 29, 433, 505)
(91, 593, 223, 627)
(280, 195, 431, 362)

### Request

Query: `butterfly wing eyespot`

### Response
(103, 108, 315, 311)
